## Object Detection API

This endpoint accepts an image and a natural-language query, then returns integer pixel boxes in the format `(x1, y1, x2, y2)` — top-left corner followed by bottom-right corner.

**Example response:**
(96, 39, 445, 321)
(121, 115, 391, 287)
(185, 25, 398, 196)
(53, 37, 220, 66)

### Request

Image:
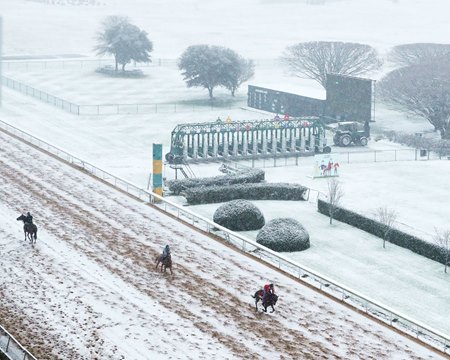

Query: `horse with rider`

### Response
(252, 283, 278, 313)
(16, 212, 38, 244)
(155, 244, 173, 275)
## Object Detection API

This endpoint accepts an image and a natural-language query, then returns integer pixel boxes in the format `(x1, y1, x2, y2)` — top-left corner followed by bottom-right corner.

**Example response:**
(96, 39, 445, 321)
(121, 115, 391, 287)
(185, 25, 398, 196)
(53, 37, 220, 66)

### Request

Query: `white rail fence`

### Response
(0, 119, 448, 355)
(1, 75, 237, 115)
(236, 148, 440, 168)
(0, 325, 37, 360)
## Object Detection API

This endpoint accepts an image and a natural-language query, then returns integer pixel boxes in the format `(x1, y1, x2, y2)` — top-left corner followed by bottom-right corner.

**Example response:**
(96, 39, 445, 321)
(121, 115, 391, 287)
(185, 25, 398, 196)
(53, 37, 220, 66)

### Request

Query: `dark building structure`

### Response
(248, 74, 375, 124)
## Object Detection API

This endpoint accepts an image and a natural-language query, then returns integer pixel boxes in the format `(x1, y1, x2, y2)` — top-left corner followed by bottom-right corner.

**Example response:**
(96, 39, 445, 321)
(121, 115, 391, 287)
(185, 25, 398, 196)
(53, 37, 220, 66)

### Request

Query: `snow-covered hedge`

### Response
(317, 199, 447, 265)
(95, 66, 144, 78)
(213, 200, 265, 231)
(167, 169, 265, 195)
(184, 183, 308, 205)
(256, 218, 310, 252)
(382, 130, 450, 157)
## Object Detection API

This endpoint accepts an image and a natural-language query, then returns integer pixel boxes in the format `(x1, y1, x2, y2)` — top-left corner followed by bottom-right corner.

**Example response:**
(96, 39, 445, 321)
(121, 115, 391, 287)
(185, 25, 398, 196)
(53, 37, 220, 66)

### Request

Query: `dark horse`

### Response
(155, 254, 173, 275)
(16, 214, 38, 244)
(252, 289, 278, 313)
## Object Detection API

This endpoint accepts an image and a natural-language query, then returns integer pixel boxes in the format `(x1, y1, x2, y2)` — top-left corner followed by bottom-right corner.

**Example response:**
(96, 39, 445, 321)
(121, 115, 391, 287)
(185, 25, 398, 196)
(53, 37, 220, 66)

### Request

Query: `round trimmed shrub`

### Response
(256, 218, 310, 252)
(213, 199, 265, 231)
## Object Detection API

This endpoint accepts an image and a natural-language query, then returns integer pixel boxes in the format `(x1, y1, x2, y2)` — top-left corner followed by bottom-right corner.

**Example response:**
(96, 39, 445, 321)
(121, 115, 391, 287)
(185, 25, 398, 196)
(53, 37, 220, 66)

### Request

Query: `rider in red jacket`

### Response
(262, 283, 275, 303)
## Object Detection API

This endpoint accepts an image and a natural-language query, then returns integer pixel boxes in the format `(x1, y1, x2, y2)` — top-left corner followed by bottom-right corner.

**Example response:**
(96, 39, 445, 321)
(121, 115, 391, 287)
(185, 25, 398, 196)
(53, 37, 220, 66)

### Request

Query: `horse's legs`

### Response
(270, 305, 275, 313)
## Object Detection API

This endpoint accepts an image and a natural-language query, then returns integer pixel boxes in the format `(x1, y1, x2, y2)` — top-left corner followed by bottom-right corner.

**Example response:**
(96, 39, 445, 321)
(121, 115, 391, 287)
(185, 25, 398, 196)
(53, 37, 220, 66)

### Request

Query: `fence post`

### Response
(6, 336, 10, 352)
(374, 151, 377, 162)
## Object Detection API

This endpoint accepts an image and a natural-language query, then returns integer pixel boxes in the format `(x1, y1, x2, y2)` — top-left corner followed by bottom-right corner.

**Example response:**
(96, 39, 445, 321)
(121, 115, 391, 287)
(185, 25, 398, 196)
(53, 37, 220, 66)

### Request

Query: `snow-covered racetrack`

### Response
(0, 130, 445, 359)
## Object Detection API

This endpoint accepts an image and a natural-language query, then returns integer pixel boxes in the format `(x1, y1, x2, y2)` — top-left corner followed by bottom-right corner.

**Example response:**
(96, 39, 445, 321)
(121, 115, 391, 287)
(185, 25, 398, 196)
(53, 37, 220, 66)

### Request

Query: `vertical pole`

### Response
(0, 17, 2, 108)
(152, 144, 163, 197)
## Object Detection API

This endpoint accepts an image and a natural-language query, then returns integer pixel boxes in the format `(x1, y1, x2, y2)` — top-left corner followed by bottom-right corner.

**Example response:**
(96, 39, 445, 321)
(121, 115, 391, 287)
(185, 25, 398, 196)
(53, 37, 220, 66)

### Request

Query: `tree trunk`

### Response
(441, 128, 450, 139)
(122, 63, 126, 72)
(231, 88, 235, 97)
(208, 87, 214, 99)
(115, 56, 118, 72)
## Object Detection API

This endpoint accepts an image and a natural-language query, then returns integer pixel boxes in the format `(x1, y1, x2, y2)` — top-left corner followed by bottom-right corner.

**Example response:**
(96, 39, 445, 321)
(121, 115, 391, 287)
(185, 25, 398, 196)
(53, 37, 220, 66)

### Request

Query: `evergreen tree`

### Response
(95, 16, 153, 72)
(178, 45, 254, 99)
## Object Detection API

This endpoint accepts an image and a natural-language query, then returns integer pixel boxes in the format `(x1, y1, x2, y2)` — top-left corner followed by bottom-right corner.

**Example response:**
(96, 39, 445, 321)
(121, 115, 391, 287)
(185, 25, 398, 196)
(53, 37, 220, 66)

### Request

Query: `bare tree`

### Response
(375, 207, 397, 249)
(326, 178, 344, 224)
(388, 43, 450, 67)
(379, 62, 450, 139)
(281, 41, 382, 87)
(434, 228, 450, 273)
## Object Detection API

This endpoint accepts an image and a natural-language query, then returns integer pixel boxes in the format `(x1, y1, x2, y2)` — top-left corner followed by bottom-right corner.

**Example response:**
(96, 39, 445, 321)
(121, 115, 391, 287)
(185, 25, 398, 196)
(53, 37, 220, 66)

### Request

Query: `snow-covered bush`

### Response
(213, 200, 265, 231)
(256, 218, 310, 252)
(167, 168, 265, 195)
(95, 66, 144, 78)
(382, 130, 450, 157)
(184, 182, 308, 205)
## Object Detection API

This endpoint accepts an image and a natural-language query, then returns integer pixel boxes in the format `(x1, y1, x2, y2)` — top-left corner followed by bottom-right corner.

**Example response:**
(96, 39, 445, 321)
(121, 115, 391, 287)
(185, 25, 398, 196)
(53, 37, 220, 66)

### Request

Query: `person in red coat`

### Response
(262, 283, 275, 304)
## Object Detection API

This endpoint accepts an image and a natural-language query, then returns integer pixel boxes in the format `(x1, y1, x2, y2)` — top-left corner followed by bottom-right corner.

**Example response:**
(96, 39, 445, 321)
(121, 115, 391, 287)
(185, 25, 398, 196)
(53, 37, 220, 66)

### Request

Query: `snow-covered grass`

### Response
(1, 0, 450, 357)
(186, 197, 450, 336)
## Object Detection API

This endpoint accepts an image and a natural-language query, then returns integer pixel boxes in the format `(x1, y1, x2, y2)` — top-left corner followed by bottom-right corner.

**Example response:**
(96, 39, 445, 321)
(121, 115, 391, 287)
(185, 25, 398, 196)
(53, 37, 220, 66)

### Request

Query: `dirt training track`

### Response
(0, 130, 445, 360)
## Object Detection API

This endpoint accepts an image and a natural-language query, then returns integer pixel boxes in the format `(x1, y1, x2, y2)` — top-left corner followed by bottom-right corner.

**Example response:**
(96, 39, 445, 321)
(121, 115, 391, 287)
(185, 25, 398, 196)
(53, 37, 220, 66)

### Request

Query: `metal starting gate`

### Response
(165, 117, 331, 164)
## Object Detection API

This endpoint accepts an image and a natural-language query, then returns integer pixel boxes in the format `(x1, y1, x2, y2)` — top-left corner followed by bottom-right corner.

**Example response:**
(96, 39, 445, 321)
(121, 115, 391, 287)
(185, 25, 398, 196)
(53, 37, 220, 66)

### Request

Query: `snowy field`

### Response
(1, 0, 450, 358)
(2, 131, 446, 359)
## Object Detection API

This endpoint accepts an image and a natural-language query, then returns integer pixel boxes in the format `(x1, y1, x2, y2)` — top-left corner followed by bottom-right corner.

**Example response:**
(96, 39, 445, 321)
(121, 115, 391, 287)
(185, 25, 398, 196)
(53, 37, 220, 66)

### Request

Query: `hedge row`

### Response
(382, 130, 450, 157)
(318, 199, 446, 265)
(167, 168, 265, 195)
(184, 183, 308, 205)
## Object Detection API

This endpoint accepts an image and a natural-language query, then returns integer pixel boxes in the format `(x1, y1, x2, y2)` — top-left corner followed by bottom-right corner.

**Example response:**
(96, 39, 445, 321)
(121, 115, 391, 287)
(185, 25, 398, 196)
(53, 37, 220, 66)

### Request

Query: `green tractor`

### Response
(331, 121, 370, 147)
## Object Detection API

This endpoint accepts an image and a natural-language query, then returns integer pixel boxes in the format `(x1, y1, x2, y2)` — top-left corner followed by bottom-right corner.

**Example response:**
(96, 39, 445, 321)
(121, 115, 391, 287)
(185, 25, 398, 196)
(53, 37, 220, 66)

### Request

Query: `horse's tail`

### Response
(34, 227, 38, 240)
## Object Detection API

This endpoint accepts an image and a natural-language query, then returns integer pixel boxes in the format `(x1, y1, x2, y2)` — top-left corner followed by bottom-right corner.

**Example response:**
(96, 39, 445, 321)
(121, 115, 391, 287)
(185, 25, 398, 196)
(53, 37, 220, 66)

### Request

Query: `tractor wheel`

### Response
(339, 135, 352, 147)
(323, 146, 332, 153)
(359, 137, 368, 146)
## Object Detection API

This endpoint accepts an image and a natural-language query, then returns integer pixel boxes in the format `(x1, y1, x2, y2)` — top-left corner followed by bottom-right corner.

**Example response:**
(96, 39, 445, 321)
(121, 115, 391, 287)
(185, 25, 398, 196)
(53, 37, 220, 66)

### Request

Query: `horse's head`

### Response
(17, 214, 26, 222)
(272, 294, 278, 305)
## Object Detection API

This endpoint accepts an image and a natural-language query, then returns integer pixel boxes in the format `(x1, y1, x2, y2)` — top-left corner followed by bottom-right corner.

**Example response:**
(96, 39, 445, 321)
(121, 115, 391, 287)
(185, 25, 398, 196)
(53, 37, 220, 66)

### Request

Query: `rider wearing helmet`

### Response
(25, 212, 33, 224)
(262, 283, 275, 304)
(161, 245, 171, 262)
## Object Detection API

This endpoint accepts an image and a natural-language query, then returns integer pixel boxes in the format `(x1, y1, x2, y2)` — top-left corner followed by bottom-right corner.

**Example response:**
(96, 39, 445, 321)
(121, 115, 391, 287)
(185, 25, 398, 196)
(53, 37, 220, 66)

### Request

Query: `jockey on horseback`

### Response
(25, 212, 33, 224)
(262, 283, 275, 304)
(161, 245, 171, 262)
